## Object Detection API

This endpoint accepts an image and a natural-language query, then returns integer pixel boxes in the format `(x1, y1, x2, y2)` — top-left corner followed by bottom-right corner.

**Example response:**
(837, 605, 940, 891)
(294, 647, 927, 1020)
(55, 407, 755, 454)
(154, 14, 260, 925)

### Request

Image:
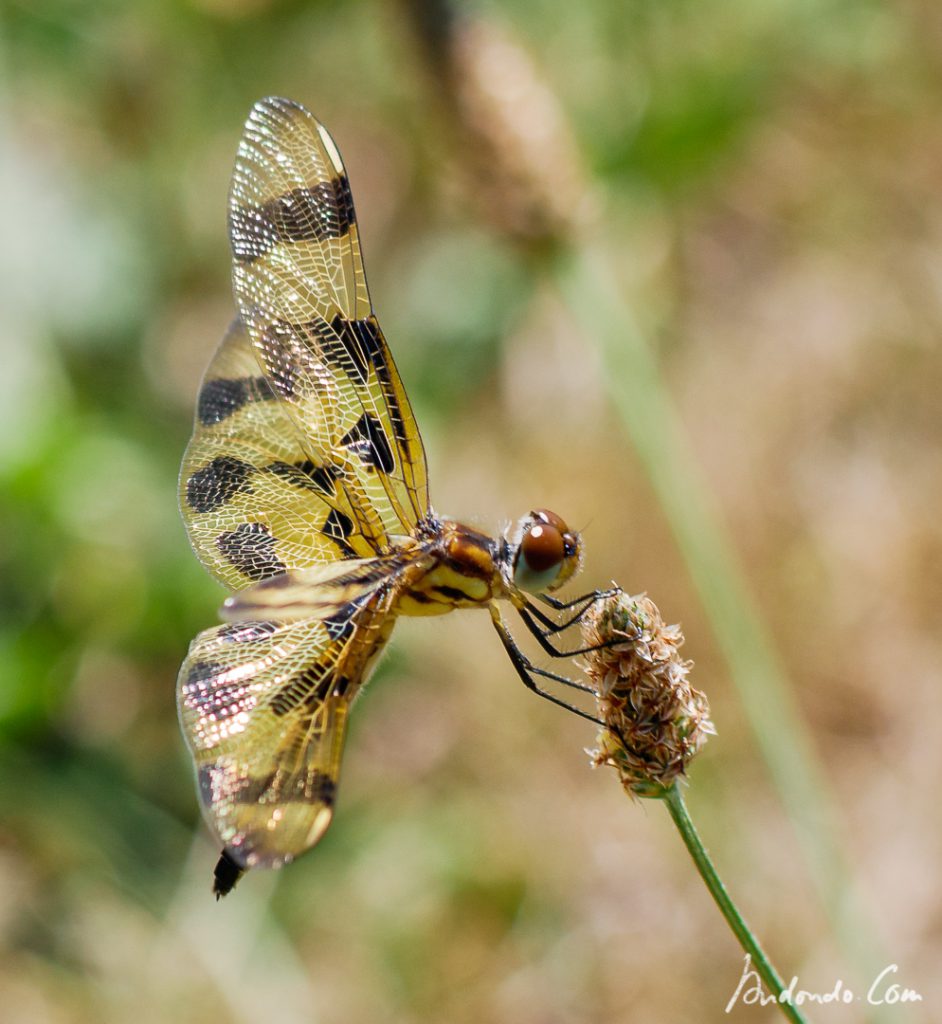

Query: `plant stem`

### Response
(662, 783, 808, 1024)
(555, 246, 897, 1024)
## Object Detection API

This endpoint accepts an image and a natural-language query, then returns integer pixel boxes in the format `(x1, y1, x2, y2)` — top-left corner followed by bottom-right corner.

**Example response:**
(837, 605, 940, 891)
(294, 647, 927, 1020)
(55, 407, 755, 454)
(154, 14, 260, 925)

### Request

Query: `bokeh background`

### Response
(1, 0, 939, 1021)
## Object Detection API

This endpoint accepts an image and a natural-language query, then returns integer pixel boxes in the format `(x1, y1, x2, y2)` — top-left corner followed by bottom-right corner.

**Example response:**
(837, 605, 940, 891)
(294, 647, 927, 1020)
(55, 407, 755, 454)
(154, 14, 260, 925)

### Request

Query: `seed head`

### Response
(582, 592, 715, 798)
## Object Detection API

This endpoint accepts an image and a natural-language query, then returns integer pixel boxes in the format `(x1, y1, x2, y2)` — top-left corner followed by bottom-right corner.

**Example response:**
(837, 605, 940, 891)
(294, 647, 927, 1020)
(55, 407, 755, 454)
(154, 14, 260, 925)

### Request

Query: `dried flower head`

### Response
(582, 592, 715, 798)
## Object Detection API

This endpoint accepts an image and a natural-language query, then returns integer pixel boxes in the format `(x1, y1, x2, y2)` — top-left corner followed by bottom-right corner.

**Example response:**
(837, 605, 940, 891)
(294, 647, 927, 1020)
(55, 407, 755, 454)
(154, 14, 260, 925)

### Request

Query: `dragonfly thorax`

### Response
(396, 518, 503, 617)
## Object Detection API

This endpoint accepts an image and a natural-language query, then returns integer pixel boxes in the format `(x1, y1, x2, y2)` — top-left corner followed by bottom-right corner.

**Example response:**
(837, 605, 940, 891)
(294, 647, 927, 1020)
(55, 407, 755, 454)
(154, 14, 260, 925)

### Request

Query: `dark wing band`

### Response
(177, 568, 397, 869)
(180, 318, 388, 591)
(229, 97, 430, 537)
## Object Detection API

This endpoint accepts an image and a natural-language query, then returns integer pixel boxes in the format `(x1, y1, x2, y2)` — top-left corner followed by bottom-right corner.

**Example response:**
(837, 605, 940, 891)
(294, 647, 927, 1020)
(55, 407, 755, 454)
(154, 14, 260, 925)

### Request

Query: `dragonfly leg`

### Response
(536, 585, 622, 613)
(490, 606, 603, 726)
(514, 595, 640, 659)
(521, 592, 600, 633)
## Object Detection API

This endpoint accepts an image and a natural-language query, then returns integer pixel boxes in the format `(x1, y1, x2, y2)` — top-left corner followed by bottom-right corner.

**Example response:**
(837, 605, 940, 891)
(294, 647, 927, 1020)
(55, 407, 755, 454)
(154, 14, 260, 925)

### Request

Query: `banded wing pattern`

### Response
(177, 97, 434, 892)
(178, 561, 399, 871)
(229, 96, 429, 538)
(180, 318, 385, 590)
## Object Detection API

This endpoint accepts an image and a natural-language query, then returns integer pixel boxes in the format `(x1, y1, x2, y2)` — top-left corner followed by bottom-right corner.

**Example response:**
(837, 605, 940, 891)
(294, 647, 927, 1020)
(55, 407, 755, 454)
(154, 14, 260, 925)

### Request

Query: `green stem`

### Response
(662, 783, 808, 1024)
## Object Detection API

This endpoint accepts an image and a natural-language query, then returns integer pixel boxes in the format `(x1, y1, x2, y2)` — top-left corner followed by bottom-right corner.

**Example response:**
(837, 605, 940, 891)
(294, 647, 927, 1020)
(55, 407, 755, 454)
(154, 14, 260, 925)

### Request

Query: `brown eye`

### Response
(521, 522, 565, 573)
(513, 509, 582, 594)
(531, 508, 569, 534)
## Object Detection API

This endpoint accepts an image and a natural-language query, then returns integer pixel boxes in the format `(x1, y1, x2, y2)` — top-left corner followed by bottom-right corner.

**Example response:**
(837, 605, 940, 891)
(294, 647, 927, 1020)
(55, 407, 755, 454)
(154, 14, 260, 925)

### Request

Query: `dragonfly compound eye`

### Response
(513, 509, 581, 594)
(521, 521, 566, 574)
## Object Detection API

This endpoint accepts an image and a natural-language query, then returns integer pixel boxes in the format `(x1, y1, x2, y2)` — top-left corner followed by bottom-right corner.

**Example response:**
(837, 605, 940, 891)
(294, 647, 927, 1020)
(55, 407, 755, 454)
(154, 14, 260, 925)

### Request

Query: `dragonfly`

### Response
(178, 97, 613, 897)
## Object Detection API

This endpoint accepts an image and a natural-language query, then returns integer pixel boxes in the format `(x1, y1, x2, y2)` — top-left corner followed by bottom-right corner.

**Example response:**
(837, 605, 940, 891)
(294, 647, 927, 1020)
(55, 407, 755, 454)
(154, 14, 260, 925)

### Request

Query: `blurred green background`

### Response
(1, 0, 939, 1021)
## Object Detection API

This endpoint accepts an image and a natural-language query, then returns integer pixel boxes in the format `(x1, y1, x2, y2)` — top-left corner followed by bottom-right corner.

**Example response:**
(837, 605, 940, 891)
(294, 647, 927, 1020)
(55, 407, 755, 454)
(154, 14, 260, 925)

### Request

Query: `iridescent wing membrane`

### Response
(178, 98, 430, 884)
(229, 96, 428, 539)
(180, 318, 384, 589)
(181, 97, 429, 588)
(178, 577, 396, 872)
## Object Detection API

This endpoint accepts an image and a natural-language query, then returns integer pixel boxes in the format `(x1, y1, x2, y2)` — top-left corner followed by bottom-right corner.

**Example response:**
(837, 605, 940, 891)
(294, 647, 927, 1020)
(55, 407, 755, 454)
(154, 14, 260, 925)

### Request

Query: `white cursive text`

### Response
(725, 954, 923, 1012)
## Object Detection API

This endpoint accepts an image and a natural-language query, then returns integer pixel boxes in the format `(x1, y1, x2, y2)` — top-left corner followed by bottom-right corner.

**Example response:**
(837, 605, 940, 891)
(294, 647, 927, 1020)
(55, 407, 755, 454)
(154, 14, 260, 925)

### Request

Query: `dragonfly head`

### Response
(510, 509, 583, 594)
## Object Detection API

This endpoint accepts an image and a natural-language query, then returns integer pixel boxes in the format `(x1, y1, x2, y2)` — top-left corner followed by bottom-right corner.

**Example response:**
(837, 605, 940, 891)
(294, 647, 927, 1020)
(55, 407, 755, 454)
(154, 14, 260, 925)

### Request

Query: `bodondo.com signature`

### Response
(726, 955, 923, 1013)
